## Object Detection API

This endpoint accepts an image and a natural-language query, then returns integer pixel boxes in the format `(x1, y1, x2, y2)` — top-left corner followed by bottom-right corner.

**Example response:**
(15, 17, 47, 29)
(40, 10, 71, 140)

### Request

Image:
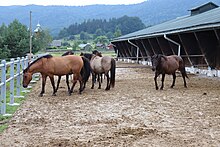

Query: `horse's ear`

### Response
(160, 54, 167, 61)
(151, 54, 157, 59)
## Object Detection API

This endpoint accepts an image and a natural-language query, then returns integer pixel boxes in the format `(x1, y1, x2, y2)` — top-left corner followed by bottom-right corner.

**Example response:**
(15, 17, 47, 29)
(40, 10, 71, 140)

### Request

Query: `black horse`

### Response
(55, 50, 74, 93)
(151, 54, 188, 90)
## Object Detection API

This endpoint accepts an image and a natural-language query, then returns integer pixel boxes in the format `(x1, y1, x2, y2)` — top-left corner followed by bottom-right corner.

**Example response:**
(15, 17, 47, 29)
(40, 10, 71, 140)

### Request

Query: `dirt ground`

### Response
(0, 61, 220, 147)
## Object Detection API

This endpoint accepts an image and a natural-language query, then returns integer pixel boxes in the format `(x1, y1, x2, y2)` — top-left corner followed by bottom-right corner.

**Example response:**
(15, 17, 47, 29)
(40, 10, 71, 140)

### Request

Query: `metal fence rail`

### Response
(0, 57, 29, 115)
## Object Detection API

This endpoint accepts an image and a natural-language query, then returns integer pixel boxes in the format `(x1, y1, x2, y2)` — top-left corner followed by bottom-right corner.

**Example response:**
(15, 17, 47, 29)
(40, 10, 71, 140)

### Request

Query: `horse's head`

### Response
(151, 54, 162, 71)
(62, 51, 74, 56)
(23, 69, 32, 88)
(96, 52, 102, 57)
(151, 54, 167, 71)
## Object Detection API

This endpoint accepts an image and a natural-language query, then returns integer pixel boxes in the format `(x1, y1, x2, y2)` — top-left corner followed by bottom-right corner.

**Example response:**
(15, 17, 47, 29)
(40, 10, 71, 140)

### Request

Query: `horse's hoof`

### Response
(38, 94, 43, 97)
(170, 86, 174, 88)
(68, 93, 71, 96)
(156, 87, 159, 90)
(52, 93, 56, 96)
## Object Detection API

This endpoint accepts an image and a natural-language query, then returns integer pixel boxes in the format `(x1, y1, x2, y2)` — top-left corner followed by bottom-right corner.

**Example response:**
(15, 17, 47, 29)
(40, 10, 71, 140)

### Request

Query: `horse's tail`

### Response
(110, 58, 116, 88)
(179, 59, 189, 79)
(81, 56, 91, 82)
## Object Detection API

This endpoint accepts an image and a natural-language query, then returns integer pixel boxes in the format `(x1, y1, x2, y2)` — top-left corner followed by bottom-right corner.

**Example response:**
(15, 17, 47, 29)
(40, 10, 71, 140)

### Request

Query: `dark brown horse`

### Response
(23, 54, 91, 96)
(55, 50, 74, 93)
(151, 54, 188, 90)
(90, 54, 116, 90)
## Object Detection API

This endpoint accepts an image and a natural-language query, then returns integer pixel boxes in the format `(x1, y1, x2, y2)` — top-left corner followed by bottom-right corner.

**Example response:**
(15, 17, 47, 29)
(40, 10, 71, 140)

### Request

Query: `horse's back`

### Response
(101, 56, 112, 70)
(90, 56, 103, 73)
(162, 55, 182, 74)
(49, 55, 83, 75)
(90, 56, 113, 74)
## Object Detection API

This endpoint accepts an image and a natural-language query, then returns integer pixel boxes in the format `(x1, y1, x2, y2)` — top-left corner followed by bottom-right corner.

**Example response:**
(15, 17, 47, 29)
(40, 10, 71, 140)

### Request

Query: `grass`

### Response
(0, 80, 32, 134)
(0, 124, 8, 133)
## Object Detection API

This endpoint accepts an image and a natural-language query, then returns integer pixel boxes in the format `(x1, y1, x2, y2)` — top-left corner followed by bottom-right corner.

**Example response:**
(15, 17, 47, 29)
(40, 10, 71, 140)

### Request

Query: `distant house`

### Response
(96, 43, 106, 49)
(50, 40, 62, 47)
(78, 43, 92, 51)
(107, 43, 115, 50)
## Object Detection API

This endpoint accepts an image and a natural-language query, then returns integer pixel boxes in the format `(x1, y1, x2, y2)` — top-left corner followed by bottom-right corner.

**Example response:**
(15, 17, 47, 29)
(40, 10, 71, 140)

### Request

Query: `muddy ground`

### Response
(0, 61, 220, 147)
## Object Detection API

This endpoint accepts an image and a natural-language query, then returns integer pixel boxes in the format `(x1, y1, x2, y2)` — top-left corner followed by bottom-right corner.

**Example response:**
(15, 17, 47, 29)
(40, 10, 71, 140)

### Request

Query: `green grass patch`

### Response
(0, 124, 8, 133)
(0, 85, 30, 134)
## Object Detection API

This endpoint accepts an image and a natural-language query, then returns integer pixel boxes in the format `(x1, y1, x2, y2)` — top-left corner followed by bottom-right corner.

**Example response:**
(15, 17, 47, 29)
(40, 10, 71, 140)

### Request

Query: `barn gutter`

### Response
(128, 39, 139, 62)
(164, 34, 181, 56)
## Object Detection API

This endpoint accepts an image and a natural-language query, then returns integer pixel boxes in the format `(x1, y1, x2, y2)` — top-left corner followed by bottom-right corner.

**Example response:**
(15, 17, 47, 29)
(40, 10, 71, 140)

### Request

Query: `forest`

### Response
(58, 15, 146, 39)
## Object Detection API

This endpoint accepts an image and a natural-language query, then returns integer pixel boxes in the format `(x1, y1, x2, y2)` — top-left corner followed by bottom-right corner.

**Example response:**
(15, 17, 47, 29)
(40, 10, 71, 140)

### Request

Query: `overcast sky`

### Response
(0, 0, 146, 6)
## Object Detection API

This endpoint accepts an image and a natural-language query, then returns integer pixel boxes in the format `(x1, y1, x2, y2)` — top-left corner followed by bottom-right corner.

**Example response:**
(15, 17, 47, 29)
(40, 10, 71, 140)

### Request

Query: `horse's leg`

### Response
(91, 73, 96, 89)
(170, 73, 176, 88)
(78, 74, 84, 94)
(160, 74, 165, 90)
(105, 73, 110, 90)
(39, 75, 47, 97)
(98, 74, 101, 89)
(154, 72, 159, 90)
(55, 76, 61, 93)
(49, 76, 56, 96)
(181, 72, 187, 88)
(66, 74, 72, 95)
(70, 74, 79, 94)
(100, 74, 103, 83)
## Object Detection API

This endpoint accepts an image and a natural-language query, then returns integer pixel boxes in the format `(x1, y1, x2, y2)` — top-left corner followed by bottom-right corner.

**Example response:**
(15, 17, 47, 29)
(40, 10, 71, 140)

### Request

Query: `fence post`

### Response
(1, 60, 6, 115)
(8, 58, 19, 106)
(15, 57, 24, 98)
(22, 57, 30, 93)
(21, 57, 25, 92)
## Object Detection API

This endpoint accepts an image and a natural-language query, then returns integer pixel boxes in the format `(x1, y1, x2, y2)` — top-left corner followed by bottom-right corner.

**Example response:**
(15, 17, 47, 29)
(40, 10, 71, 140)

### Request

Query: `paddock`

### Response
(0, 61, 220, 146)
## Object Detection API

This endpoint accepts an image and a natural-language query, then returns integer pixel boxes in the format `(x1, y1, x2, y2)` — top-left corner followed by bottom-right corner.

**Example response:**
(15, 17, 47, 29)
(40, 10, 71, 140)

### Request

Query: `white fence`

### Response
(0, 57, 29, 115)
(119, 58, 220, 77)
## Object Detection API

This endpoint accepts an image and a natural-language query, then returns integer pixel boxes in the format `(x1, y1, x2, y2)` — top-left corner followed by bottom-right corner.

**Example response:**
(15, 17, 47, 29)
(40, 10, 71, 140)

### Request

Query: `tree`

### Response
(94, 36, 109, 44)
(80, 31, 91, 40)
(0, 19, 52, 59)
(5, 19, 29, 58)
(32, 29, 52, 53)
(114, 26, 122, 38)
(106, 31, 114, 40)
(0, 24, 10, 59)
(95, 28, 104, 37)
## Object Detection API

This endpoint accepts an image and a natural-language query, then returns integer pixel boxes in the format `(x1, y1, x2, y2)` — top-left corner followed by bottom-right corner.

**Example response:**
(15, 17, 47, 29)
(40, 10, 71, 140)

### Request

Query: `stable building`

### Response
(111, 2, 220, 76)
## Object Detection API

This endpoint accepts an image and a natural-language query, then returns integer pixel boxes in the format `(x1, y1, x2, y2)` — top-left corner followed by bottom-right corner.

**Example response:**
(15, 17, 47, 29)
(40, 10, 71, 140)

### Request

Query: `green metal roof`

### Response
(113, 6, 220, 42)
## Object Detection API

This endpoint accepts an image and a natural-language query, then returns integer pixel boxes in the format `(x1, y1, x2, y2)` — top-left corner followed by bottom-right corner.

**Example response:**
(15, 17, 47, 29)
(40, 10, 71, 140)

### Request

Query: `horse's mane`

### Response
(24, 54, 53, 73)
(153, 54, 167, 61)
(62, 51, 74, 56)
(81, 53, 93, 60)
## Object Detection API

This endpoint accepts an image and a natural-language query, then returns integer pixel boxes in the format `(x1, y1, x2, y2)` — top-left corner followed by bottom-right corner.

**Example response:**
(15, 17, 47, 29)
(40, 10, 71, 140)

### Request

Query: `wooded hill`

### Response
(0, 0, 219, 36)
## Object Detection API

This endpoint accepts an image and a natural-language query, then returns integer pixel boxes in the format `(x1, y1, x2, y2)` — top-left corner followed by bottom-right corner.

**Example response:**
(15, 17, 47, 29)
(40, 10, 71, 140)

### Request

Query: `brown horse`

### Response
(151, 54, 188, 90)
(23, 54, 91, 96)
(90, 54, 116, 90)
(55, 50, 74, 93)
